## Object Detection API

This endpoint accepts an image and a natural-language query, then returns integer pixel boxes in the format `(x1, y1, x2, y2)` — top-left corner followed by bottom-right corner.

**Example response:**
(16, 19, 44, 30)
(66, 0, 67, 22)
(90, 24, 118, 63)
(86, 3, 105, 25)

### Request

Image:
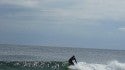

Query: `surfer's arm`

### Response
(74, 58, 77, 63)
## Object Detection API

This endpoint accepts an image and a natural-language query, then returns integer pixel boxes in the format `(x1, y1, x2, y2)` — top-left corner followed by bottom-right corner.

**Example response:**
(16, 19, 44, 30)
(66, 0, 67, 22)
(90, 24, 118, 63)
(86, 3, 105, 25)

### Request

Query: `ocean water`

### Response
(0, 44, 125, 70)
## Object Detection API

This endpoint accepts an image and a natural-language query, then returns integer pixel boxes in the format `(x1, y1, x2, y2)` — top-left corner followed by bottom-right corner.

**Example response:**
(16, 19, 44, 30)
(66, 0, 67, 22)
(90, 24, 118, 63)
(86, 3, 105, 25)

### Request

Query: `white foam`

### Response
(68, 60, 125, 70)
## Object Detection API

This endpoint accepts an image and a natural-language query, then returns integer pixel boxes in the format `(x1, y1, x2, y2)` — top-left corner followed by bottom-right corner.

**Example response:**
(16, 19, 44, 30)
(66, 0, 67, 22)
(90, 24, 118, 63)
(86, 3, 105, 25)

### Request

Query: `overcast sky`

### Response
(0, 0, 125, 50)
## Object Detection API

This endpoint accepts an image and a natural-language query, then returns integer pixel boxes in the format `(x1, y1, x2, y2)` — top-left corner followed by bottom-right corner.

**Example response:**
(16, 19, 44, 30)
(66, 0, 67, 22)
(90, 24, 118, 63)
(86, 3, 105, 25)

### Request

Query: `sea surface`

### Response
(0, 44, 125, 70)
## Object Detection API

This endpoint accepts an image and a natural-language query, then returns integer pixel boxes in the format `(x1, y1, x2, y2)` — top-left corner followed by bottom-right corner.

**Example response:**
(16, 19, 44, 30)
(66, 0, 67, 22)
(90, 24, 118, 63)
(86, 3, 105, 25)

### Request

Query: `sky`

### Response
(0, 0, 125, 50)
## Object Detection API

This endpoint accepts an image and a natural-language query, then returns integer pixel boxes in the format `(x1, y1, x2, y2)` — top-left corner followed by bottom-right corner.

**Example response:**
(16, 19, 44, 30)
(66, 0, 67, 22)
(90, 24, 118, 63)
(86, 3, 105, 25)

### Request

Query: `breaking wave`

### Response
(68, 60, 125, 70)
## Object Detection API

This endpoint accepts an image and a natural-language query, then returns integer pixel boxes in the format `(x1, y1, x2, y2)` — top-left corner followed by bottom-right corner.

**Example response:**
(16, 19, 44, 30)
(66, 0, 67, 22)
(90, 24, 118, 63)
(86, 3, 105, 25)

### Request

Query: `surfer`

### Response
(68, 55, 77, 65)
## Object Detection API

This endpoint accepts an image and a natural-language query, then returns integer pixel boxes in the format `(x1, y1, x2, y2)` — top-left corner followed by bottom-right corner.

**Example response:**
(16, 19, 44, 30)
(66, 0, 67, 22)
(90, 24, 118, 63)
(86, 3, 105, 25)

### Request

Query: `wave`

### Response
(68, 60, 125, 70)
(0, 61, 68, 70)
(0, 60, 125, 70)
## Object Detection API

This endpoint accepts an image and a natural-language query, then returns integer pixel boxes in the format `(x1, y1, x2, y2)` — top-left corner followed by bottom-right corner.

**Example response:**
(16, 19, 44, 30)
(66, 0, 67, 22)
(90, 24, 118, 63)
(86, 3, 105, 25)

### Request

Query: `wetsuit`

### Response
(68, 55, 77, 65)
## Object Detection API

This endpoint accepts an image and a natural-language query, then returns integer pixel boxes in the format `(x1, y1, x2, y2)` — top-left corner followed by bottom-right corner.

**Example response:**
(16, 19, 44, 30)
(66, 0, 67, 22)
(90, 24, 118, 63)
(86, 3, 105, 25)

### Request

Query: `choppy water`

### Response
(0, 44, 125, 70)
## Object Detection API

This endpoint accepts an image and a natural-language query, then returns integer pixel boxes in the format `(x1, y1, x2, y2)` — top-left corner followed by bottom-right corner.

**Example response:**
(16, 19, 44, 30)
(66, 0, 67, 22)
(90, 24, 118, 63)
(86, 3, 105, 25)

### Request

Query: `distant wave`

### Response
(68, 60, 125, 70)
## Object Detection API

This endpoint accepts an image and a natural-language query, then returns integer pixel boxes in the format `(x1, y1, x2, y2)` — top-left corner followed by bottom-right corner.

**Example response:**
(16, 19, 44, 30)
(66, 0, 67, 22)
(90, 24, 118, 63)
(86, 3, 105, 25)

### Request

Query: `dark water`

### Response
(0, 44, 125, 70)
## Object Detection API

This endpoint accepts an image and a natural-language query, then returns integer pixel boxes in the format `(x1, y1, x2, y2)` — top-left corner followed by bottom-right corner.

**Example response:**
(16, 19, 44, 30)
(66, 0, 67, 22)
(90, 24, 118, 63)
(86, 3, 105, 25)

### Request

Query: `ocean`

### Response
(0, 44, 125, 70)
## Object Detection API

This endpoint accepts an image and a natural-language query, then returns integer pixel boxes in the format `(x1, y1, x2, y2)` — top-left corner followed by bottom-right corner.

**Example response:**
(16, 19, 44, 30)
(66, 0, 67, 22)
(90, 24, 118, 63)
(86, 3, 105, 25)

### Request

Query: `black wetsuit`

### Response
(68, 56, 77, 65)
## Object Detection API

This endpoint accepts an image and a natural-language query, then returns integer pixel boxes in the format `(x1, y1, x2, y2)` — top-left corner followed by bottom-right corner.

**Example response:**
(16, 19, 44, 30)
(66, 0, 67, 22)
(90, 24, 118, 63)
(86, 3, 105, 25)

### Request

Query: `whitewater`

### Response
(69, 60, 125, 70)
